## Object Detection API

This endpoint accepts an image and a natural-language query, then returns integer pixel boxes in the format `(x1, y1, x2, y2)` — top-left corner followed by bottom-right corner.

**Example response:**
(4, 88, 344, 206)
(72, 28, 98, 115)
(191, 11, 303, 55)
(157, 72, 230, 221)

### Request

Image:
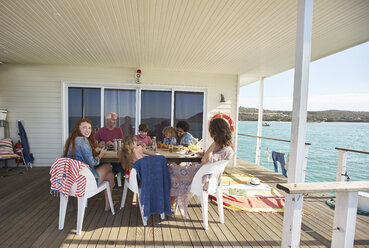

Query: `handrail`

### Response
(238, 133, 311, 145)
(335, 147, 369, 155)
(277, 181, 369, 194)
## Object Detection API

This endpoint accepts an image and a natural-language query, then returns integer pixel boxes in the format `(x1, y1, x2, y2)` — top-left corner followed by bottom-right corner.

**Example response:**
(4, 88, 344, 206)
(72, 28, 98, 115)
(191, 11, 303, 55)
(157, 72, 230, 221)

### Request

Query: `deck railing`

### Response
(277, 180, 369, 248)
(238, 133, 311, 181)
(238, 133, 311, 145)
(335, 147, 369, 182)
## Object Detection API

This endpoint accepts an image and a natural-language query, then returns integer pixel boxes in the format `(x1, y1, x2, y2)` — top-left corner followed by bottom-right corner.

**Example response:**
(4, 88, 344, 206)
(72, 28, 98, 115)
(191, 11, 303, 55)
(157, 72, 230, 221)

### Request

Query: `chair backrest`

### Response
(127, 168, 139, 193)
(190, 160, 229, 196)
(69, 167, 98, 198)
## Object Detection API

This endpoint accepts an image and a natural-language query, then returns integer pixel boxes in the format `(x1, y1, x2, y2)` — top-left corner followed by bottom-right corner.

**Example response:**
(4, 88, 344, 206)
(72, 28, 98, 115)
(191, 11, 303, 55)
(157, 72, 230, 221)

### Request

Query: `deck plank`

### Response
(168, 214, 188, 247)
(152, 213, 165, 247)
(206, 201, 236, 247)
(0, 182, 49, 235)
(126, 192, 139, 247)
(105, 196, 125, 247)
(74, 200, 105, 248)
(1, 159, 369, 248)
(66, 199, 101, 247)
(116, 190, 134, 247)
(189, 198, 222, 247)
(212, 203, 256, 247)
(9, 194, 59, 248)
(160, 215, 175, 248)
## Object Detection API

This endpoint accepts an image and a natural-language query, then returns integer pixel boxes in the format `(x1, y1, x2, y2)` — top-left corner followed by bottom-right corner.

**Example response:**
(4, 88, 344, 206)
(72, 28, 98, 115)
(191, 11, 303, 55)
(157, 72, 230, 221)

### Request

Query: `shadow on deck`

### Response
(0, 158, 368, 247)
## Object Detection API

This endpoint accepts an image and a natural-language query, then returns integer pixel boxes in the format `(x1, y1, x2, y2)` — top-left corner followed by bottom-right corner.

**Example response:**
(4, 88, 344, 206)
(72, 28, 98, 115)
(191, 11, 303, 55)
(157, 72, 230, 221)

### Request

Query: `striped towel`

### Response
(0, 138, 15, 155)
(49, 158, 89, 198)
(210, 173, 285, 213)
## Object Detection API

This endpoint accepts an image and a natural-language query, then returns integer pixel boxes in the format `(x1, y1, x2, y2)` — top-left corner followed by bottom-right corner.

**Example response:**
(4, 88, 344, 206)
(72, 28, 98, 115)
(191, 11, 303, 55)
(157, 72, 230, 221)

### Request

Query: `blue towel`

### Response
(272, 151, 287, 177)
(132, 155, 172, 219)
(18, 121, 34, 165)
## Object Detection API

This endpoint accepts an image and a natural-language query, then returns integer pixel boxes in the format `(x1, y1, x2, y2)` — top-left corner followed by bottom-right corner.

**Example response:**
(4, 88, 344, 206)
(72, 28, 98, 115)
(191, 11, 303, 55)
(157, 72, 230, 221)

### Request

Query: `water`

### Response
(237, 121, 369, 183)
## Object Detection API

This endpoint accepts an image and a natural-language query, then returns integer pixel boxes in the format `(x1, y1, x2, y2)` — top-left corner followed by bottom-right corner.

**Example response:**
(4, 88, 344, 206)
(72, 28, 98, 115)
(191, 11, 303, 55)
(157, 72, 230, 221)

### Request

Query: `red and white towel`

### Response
(49, 158, 89, 198)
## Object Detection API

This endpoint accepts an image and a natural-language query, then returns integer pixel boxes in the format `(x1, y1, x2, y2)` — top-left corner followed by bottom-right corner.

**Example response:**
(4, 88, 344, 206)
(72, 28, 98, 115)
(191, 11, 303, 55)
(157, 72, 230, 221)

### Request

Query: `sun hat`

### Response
(250, 177, 261, 185)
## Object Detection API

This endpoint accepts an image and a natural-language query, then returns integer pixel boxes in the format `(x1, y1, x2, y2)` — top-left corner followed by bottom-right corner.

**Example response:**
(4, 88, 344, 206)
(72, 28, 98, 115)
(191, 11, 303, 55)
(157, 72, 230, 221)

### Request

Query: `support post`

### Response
(282, 194, 304, 247)
(281, 0, 314, 247)
(233, 75, 241, 167)
(331, 192, 358, 248)
(255, 77, 265, 165)
(336, 150, 347, 182)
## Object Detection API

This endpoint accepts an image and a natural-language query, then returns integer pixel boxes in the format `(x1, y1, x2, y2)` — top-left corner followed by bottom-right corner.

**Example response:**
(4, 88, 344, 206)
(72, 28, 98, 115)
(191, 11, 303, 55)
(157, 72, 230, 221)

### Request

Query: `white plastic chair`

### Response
(120, 168, 165, 226)
(185, 160, 229, 230)
(58, 167, 115, 235)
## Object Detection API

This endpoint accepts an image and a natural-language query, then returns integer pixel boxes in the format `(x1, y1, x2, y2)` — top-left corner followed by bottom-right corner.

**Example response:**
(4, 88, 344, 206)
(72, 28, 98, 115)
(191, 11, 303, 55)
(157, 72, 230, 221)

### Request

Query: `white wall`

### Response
(0, 64, 238, 167)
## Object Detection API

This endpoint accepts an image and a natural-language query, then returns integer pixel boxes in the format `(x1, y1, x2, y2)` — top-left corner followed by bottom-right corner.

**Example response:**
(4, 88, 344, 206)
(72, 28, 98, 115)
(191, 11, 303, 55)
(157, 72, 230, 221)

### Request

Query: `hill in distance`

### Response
(239, 107, 369, 122)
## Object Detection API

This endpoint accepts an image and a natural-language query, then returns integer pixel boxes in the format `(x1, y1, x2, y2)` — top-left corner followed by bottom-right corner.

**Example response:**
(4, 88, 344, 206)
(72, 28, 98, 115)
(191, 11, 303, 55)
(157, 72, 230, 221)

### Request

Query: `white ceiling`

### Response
(0, 0, 368, 85)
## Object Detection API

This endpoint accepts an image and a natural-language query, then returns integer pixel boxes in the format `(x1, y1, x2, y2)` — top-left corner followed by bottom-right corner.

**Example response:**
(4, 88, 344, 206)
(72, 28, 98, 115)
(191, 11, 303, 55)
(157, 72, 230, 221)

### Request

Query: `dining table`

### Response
(101, 148, 202, 164)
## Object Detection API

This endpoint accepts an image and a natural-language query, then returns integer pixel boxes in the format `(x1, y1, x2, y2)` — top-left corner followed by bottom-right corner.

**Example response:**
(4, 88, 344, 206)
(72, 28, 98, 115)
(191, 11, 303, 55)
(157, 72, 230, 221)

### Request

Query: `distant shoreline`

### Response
(239, 107, 369, 123)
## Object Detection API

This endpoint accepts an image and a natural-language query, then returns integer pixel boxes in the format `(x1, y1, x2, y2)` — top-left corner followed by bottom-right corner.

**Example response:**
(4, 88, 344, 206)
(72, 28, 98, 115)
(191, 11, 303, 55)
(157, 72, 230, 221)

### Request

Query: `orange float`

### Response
(210, 112, 235, 133)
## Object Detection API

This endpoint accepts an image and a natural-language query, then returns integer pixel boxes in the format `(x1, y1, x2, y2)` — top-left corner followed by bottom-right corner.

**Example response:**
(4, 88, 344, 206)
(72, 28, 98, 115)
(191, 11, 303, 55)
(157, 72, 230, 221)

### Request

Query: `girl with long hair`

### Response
(169, 118, 234, 217)
(63, 118, 115, 211)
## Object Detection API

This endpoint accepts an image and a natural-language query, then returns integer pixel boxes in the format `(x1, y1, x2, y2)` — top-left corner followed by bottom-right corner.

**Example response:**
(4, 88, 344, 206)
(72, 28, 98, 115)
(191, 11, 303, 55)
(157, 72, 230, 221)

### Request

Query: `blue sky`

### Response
(239, 41, 369, 111)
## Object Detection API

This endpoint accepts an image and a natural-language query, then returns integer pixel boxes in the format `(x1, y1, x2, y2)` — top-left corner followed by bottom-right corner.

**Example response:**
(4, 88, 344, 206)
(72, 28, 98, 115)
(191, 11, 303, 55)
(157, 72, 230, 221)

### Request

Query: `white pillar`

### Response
(255, 77, 265, 165)
(233, 75, 241, 167)
(281, 0, 314, 247)
(336, 150, 347, 182)
(331, 192, 358, 248)
(282, 194, 304, 247)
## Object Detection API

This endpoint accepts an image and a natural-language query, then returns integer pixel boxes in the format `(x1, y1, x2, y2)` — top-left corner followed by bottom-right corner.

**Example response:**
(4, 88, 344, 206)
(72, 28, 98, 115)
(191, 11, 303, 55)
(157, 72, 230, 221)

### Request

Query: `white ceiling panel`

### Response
(0, 0, 368, 85)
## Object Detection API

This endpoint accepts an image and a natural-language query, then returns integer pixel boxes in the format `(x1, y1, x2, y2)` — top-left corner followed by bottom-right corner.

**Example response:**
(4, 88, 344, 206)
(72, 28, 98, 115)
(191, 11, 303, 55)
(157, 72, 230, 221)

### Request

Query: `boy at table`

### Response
(136, 123, 152, 147)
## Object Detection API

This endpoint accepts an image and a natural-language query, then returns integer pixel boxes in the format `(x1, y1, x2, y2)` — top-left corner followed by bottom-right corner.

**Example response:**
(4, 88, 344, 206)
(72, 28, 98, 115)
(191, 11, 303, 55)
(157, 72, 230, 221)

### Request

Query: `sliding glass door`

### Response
(174, 91, 204, 140)
(66, 85, 204, 141)
(141, 90, 171, 141)
(104, 89, 136, 136)
(68, 87, 101, 134)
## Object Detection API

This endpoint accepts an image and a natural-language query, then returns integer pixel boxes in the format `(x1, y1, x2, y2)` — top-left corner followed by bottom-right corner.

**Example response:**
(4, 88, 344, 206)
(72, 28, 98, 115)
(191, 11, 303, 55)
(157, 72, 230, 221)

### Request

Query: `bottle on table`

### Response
(113, 139, 118, 151)
(152, 136, 157, 152)
(117, 139, 122, 150)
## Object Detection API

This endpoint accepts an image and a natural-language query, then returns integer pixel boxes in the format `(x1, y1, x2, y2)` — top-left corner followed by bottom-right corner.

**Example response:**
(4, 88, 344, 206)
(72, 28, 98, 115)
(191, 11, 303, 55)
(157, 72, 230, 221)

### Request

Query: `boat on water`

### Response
(262, 121, 270, 126)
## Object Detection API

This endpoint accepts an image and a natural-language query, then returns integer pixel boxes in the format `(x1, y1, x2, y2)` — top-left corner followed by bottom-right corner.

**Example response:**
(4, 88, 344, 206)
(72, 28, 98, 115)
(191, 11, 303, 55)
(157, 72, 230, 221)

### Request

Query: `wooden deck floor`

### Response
(0, 159, 368, 247)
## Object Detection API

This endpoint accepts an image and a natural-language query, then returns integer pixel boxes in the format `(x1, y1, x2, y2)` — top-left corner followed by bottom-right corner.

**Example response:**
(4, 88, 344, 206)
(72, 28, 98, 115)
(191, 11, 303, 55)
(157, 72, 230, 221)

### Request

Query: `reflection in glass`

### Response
(84, 88, 101, 131)
(105, 89, 136, 136)
(141, 90, 171, 141)
(174, 92, 203, 140)
(68, 88, 82, 134)
(68, 87, 101, 134)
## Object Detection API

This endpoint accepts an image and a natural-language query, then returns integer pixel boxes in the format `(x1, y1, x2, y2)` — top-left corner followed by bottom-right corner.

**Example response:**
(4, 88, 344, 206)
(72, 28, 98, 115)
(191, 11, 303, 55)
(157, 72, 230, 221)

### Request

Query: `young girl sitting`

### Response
(63, 118, 114, 211)
(120, 135, 156, 175)
(162, 126, 177, 145)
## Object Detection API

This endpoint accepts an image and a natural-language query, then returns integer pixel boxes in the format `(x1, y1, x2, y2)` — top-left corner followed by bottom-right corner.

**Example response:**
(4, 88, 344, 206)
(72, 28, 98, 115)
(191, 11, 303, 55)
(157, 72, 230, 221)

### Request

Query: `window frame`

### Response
(62, 82, 207, 148)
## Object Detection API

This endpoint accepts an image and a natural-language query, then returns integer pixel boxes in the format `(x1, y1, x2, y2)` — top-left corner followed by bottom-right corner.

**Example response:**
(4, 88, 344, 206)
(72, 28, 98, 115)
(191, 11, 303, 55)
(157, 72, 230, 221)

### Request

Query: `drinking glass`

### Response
(169, 144, 173, 153)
